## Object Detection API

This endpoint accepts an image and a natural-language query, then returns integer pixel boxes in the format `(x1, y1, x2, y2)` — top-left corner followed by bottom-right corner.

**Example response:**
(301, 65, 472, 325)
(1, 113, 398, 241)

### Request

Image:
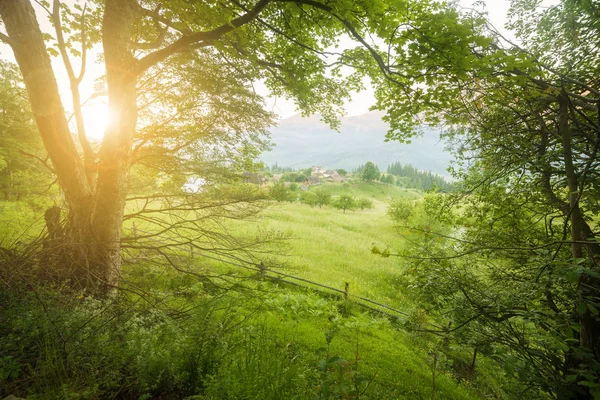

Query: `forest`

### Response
(1, 0, 599, 399)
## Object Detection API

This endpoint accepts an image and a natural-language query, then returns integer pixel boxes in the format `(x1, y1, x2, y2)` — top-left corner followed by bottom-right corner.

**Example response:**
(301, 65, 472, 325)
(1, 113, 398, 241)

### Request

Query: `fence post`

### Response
(344, 282, 350, 299)
(190, 244, 194, 258)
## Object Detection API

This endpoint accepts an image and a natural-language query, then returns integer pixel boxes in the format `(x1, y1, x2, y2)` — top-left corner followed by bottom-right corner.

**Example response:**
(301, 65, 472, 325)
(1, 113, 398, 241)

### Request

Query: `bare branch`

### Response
(19, 150, 55, 173)
(52, 0, 96, 172)
(76, 3, 87, 83)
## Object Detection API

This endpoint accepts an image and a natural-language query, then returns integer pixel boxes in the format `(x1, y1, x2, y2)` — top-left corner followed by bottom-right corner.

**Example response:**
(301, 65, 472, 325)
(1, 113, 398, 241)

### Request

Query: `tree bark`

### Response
(0, 0, 91, 214)
(0, 0, 273, 288)
(90, 0, 139, 286)
(0, 0, 135, 288)
(559, 92, 600, 375)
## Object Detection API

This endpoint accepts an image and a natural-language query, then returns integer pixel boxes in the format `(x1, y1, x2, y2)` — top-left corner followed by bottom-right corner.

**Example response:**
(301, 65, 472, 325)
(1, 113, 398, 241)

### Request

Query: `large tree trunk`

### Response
(559, 93, 600, 397)
(0, 0, 91, 213)
(0, 0, 138, 289)
(91, 0, 139, 286)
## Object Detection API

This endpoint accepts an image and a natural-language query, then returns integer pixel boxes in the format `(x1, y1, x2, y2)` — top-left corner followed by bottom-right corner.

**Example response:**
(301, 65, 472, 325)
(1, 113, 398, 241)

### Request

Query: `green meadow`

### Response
(202, 181, 512, 399)
(229, 181, 421, 309)
(1, 181, 513, 399)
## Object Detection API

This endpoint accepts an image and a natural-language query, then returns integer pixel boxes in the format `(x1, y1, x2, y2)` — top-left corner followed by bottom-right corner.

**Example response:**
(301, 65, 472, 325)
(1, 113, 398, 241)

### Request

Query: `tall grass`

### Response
(225, 181, 420, 310)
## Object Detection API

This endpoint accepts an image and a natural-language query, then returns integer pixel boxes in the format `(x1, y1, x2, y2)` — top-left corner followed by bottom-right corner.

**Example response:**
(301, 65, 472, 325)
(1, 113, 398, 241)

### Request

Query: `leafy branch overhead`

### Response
(0, 0, 496, 289)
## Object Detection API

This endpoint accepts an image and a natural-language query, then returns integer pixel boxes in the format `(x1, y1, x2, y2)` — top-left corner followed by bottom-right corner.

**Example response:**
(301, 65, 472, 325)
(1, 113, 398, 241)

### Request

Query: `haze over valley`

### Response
(261, 111, 452, 175)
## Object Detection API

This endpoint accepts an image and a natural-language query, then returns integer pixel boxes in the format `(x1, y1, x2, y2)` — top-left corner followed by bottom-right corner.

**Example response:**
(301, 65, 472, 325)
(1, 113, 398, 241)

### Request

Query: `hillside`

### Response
(261, 112, 453, 176)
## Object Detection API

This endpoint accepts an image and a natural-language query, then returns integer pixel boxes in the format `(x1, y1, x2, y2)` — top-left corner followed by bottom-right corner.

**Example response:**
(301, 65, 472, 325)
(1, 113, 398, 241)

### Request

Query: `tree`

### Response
(372, 1, 600, 395)
(314, 189, 331, 208)
(356, 198, 373, 211)
(335, 169, 347, 177)
(0, 0, 466, 288)
(333, 195, 356, 214)
(387, 199, 413, 222)
(269, 182, 293, 202)
(361, 162, 380, 182)
(299, 190, 317, 207)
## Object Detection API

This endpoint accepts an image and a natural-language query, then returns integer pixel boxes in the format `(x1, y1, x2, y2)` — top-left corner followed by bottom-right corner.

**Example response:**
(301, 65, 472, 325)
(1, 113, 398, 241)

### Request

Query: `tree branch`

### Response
(76, 3, 87, 84)
(0, 32, 15, 47)
(19, 150, 55, 173)
(277, 0, 408, 86)
(135, 2, 191, 35)
(52, 0, 96, 178)
(135, 0, 272, 75)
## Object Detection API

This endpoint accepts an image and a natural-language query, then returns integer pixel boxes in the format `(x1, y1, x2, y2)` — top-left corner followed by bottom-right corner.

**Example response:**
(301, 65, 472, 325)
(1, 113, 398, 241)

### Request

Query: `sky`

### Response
(0, 0, 531, 138)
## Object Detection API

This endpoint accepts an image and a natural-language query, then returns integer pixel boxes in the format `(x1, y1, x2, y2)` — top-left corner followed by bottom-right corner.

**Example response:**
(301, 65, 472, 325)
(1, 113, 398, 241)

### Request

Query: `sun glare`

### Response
(80, 98, 110, 140)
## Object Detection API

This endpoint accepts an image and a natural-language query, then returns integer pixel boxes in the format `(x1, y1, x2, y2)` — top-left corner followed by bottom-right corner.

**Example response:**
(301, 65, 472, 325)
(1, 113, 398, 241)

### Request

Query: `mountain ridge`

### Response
(260, 111, 453, 176)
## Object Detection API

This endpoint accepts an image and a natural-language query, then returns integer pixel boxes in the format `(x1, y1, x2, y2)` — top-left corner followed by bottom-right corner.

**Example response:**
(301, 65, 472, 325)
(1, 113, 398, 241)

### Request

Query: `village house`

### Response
(324, 169, 346, 182)
(311, 166, 326, 178)
(300, 175, 321, 190)
(242, 172, 268, 187)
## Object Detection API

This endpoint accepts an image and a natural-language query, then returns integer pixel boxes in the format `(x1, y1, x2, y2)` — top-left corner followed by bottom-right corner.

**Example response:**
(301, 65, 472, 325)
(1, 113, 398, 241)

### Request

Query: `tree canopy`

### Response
(0, 0, 491, 289)
(384, 1, 600, 396)
(360, 162, 380, 182)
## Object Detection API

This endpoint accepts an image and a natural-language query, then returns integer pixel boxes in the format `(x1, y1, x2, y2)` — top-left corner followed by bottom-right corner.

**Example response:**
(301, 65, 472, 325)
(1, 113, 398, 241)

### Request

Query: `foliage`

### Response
(0, 268, 495, 400)
(300, 190, 318, 207)
(314, 189, 332, 208)
(335, 169, 348, 177)
(387, 199, 414, 222)
(378, 0, 600, 396)
(281, 172, 309, 182)
(333, 195, 357, 214)
(387, 162, 451, 191)
(270, 182, 295, 202)
(378, 174, 394, 185)
(356, 198, 373, 211)
(359, 162, 380, 182)
(0, 61, 54, 201)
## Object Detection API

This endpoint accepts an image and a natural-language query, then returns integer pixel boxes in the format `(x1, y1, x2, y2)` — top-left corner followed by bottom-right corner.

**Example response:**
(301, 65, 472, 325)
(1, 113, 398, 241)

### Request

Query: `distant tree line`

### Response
(268, 183, 373, 213)
(387, 162, 451, 191)
(352, 161, 450, 190)
(265, 163, 296, 174)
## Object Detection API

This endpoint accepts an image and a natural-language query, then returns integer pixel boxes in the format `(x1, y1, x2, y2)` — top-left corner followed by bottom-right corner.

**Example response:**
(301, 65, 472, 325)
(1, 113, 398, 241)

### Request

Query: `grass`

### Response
(226, 181, 421, 311)
(0, 181, 514, 399)
(0, 200, 47, 244)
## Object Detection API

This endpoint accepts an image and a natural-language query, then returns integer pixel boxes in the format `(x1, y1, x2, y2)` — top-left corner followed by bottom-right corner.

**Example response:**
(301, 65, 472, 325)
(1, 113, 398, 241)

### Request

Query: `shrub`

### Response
(387, 199, 413, 221)
(269, 182, 294, 202)
(357, 198, 373, 210)
(300, 191, 318, 207)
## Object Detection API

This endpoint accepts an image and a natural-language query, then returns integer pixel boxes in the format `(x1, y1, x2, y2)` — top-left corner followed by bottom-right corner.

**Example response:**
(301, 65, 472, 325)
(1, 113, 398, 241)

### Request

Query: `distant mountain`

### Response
(260, 111, 453, 177)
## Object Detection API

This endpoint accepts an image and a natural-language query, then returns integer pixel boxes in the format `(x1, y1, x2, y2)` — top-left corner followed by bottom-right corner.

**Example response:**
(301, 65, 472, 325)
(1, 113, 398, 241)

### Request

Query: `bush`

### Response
(0, 281, 251, 399)
(269, 182, 294, 202)
(387, 199, 413, 221)
(300, 191, 318, 207)
(356, 198, 373, 210)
